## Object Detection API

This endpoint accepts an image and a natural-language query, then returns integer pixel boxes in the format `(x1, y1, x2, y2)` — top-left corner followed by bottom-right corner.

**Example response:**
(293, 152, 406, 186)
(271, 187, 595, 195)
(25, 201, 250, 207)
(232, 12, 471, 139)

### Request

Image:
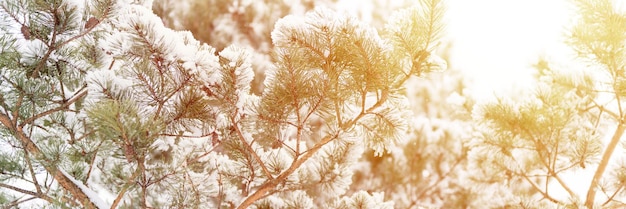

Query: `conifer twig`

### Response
(237, 130, 341, 209)
(520, 174, 562, 204)
(23, 150, 42, 194)
(550, 170, 577, 199)
(0, 183, 54, 203)
(585, 121, 626, 208)
(601, 184, 623, 206)
(0, 112, 99, 208)
(110, 166, 142, 209)
(239, 91, 391, 208)
(19, 87, 88, 127)
(231, 115, 274, 180)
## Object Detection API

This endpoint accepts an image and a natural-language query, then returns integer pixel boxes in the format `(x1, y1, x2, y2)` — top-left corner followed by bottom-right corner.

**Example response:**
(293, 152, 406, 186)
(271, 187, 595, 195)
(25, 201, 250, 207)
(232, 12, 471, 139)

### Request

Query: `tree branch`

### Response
(602, 184, 623, 206)
(231, 115, 274, 180)
(0, 112, 100, 208)
(585, 122, 626, 208)
(23, 150, 42, 194)
(520, 174, 562, 204)
(550, 170, 577, 200)
(0, 183, 54, 203)
(236, 130, 341, 209)
(110, 165, 142, 209)
(19, 87, 87, 127)
(1, 196, 38, 209)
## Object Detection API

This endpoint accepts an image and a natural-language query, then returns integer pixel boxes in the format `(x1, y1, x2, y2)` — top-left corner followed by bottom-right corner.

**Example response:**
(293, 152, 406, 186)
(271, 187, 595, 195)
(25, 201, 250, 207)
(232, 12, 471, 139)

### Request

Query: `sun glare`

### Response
(446, 0, 574, 100)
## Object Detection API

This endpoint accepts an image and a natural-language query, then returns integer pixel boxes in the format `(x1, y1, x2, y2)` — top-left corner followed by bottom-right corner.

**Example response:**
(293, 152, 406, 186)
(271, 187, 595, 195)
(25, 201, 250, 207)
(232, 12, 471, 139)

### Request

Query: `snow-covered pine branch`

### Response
(0, 0, 447, 208)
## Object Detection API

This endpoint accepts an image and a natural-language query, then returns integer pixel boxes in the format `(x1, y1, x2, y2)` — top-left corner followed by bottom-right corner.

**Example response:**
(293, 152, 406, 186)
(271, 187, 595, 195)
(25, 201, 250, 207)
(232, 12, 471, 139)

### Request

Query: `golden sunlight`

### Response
(446, 0, 573, 100)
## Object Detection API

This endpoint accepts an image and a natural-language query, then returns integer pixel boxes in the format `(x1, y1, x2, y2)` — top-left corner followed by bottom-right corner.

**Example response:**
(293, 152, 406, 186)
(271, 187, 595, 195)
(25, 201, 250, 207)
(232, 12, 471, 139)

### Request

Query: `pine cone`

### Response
(85, 17, 99, 30)
(124, 143, 135, 163)
(21, 25, 30, 40)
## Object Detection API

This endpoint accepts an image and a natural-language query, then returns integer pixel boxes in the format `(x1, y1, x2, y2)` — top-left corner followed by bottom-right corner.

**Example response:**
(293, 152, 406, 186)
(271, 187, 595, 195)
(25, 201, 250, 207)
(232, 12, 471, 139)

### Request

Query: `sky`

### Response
(445, 0, 574, 100)
(335, 0, 578, 100)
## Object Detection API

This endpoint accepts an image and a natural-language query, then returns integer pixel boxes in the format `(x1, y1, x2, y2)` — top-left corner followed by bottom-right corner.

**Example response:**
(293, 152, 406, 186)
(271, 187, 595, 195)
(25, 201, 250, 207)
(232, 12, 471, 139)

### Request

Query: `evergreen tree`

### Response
(472, 0, 626, 208)
(348, 41, 479, 208)
(0, 0, 113, 207)
(0, 0, 447, 208)
(153, 0, 339, 95)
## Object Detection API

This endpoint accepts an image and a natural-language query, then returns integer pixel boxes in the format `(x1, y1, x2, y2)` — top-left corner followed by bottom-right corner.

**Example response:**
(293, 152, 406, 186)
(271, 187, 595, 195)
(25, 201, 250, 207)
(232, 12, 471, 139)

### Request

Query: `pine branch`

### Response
(414, 154, 464, 200)
(231, 114, 274, 180)
(520, 173, 562, 204)
(601, 184, 623, 206)
(585, 121, 626, 208)
(550, 170, 577, 199)
(237, 130, 341, 209)
(24, 150, 42, 194)
(19, 87, 87, 127)
(0, 111, 100, 208)
(239, 91, 391, 208)
(1, 196, 38, 209)
(0, 183, 54, 203)
(110, 166, 142, 209)
(421, 0, 444, 51)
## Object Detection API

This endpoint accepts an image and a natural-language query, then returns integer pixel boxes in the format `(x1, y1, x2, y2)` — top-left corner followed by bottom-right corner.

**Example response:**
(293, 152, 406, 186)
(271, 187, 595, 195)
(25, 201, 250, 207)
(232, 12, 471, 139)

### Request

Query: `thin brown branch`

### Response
(183, 170, 202, 206)
(2, 196, 38, 209)
(231, 114, 274, 180)
(602, 185, 623, 206)
(520, 174, 562, 204)
(159, 133, 213, 138)
(110, 166, 142, 209)
(146, 170, 177, 187)
(19, 87, 87, 127)
(0, 112, 99, 208)
(0, 183, 54, 203)
(587, 100, 620, 120)
(23, 150, 42, 194)
(31, 6, 60, 78)
(550, 170, 577, 199)
(415, 155, 464, 200)
(0, 4, 25, 26)
(56, 17, 105, 48)
(184, 143, 222, 166)
(84, 141, 103, 187)
(555, 160, 584, 174)
(11, 94, 23, 127)
(257, 114, 298, 128)
(614, 80, 624, 118)
(236, 130, 341, 209)
(139, 162, 148, 208)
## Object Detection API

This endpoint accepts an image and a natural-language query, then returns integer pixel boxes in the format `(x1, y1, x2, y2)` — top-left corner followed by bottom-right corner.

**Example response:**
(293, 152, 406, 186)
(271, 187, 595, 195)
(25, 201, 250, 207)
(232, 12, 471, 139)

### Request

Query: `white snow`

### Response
(445, 92, 465, 106)
(60, 169, 110, 209)
(219, 46, 255, 92)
